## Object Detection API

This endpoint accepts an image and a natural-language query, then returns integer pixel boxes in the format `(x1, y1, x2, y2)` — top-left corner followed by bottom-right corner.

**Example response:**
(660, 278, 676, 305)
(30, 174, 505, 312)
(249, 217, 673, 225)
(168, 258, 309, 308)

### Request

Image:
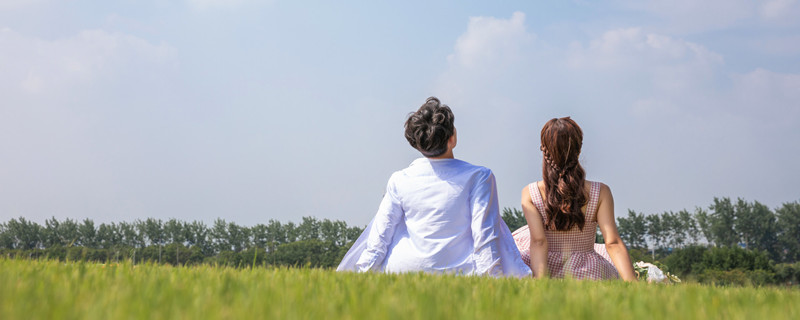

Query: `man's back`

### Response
(383, 158, 489, 273)
(338, 158, 531, 277)
(336, 97, 530, 278)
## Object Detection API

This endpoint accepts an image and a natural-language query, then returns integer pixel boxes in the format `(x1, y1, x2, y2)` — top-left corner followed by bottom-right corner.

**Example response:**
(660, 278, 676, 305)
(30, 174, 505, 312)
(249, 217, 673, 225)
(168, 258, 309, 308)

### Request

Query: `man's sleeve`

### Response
(470, 169, 504, 276)
(355, 176, 404, 272)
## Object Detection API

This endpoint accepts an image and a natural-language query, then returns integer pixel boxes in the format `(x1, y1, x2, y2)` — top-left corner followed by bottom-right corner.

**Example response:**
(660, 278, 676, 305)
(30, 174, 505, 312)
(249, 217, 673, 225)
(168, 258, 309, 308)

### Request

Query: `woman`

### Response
(337, 97, 531, 277)
(512, 117, 636, 281)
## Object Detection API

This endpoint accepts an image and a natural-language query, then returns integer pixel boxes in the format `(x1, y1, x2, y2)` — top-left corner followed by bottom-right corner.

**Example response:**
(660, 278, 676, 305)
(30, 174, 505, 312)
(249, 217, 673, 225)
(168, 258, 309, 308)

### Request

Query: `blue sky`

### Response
(1, 0, 799, 226)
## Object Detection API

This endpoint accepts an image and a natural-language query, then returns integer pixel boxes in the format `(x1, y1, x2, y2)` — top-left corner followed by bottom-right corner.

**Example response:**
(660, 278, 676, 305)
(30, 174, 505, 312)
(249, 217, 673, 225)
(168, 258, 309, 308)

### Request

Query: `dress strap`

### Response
(585, 181, 601, 222)
(528, 182, 547, 223)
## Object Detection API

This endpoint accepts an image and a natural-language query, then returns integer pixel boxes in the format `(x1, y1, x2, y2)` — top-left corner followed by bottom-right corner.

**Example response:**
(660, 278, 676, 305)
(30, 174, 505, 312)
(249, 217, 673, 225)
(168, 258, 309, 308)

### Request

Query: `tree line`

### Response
(5, 197, 798, 263)
(0, 216, 364, 268)
(499, 197, 800, 285)
(616, 197, 800, 263)
(2, 197, 799, 285)
(614, 197, 800, 285)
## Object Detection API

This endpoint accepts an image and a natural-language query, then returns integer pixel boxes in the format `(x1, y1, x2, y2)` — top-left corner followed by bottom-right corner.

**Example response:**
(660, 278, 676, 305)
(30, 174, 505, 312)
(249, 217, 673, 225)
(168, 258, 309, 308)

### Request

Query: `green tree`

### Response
(78, 219, 97, 248)
(163, 243, 194, 266)
(708, 197, 738, 247)
(0, 222, 14, 249)
(737, 200, 778, 258)
(97, 223, 120, 250)
(663, 245, 708, 277)
(344, 226, 364, 244)
(617, 210, 647, 249)
(227, 222, 250, 252)
(319, 219, 347, 246)
(694, 207, 712, 244)
(185, 221, 211, 256)
(678, 209, 700, 244)
(97, 223, 125, 261)
(285, 222, 298, 243)
(43, 217, 63, 247)
(334, 220, 350, 246)
(139, 218, 165, 263)
(698, 246, 772, 272)
(271, 239, 335, 267)
(298, 217, 320, 241)
(164, 219, 186, 264)
(118, 221, 143, 248)
(57, 218, 80, 247)
(251, 224, 269, 249)
(646, 214, 666, 249)
(6, 217, 42, 250)
(164, 219, 185, 245)
(776, 201, 800, 262)
(661, 211, 686, 249)
(211, 219, 230, 253)
(501, 207, 526, 231)
(117, 221, 142, 262)
(266, 220, 286, 245)
(733, 199, 755, 248)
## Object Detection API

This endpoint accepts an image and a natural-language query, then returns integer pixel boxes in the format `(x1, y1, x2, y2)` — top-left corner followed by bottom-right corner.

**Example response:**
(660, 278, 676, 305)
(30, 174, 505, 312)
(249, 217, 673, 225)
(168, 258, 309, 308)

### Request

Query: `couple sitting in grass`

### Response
(338, 97, 636, 281)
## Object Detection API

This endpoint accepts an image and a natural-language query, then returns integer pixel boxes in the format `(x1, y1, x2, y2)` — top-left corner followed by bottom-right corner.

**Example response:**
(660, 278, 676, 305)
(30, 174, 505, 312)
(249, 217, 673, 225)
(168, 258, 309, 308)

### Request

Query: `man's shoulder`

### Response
(453, 160, 494, 185)
(454, 159, 491, 172)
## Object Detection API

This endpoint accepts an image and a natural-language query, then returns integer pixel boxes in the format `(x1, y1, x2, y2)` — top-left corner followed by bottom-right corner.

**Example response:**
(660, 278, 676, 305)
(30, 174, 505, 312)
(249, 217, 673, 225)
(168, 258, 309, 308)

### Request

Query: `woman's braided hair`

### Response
(404, 97, 455, 157)
(542, 147, 579, 178)
(540, 117, 587, 231)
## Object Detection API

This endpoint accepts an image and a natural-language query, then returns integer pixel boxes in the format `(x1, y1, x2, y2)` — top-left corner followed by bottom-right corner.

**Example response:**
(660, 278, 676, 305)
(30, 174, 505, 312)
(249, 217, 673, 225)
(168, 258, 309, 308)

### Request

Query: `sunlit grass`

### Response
(0, 259, 797, 320)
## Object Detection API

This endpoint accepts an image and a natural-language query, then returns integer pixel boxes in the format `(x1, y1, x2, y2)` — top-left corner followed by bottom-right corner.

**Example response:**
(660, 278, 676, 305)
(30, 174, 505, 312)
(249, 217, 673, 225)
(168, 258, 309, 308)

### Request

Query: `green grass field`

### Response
(0, 259, 797, 320)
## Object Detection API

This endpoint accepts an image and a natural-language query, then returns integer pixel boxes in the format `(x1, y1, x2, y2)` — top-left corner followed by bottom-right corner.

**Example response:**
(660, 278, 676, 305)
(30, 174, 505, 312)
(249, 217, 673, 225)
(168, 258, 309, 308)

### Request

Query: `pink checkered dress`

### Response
(512, 181, 619, 280)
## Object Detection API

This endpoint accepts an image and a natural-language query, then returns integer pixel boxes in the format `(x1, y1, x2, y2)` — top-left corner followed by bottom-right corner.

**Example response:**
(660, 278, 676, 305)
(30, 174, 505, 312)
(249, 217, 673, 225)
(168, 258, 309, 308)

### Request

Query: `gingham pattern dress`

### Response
(512, 181, 619, 280)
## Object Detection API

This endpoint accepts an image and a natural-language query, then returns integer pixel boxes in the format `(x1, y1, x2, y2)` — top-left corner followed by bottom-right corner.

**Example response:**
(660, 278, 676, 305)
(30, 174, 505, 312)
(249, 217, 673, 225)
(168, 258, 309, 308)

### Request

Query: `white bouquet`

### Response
(634, 261, 681, 283)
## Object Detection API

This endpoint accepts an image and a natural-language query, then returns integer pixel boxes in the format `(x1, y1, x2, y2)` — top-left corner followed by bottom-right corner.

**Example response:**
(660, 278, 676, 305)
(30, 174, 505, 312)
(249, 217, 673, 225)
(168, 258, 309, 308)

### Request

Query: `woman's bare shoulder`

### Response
(588, 181, 613, 202)
(521, 183, 533, 200)
(585, 180, 610, 191)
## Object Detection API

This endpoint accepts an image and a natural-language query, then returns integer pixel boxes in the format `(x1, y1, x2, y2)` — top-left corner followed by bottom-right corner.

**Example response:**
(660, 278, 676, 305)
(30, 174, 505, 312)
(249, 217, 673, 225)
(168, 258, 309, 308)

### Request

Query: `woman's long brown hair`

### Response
(540, 117, 587, 231)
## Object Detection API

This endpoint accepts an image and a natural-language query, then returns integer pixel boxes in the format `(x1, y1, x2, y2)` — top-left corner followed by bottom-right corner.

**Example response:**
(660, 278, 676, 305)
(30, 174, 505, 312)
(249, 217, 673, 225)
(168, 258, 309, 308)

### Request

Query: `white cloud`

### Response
(731, 68, 800, 122)
(0, 28, 180, 223)
(761, 0, 800, 22)
(436, 12, 538, 108)
(609, 1, 799, 70)
(617, 0, 800, 32)
(567, 28, 723, 99)
(569, 27, 723, 68)
(749, 35, 800, 56)
(618, 0, 754, 32)
(185, 0, 272, 10)
(0, 0, 45, 10)
(434, 12, 800, 216)
(447, 11, 533, 69)
(0, 28, 176, 95)
(1, 0, 273, 11)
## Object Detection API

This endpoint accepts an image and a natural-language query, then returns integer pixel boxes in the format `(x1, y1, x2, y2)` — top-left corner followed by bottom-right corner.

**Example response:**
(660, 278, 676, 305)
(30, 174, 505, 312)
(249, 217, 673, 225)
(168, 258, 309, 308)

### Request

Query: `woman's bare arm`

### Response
(521, 184, 548, 279)
(596, 183, 637, 281)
